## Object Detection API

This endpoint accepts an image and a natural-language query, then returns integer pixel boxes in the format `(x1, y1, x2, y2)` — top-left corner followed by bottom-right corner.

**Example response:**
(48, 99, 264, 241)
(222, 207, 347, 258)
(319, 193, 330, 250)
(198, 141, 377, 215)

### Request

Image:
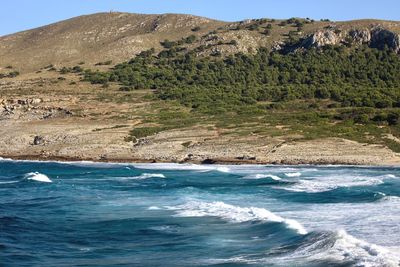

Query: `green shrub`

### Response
(129, 126, 166, 140)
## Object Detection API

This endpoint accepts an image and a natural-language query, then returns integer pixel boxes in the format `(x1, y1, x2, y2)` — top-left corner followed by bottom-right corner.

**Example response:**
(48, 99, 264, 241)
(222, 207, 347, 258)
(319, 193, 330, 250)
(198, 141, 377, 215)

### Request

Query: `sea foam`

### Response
(322, 230, 399, 266)
(282, 176, 385, 193)
(243, 174, 282, 180)
(172, 201, 307, 235)
(284, 172, 302, 177)
(118, 173, 166, 180)
(24, 172, 52, 183)
(267, 230, 400, 267)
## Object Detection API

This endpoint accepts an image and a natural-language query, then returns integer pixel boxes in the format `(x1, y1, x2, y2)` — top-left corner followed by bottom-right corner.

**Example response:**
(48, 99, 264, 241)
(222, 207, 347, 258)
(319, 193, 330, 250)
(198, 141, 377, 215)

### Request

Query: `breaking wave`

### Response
(171, 201, 308, 235)
(24, 172, 52, 183)
(243, 174, 282, 180)
(267, 230, 400, 267)
(120, 173, 166, 180)
(285, 172, 302, 177)
(282, 176, 385, 193)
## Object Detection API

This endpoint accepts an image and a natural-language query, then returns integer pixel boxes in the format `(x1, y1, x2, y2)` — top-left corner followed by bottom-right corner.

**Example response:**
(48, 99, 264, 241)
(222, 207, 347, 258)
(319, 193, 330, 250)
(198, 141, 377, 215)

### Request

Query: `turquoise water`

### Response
(1, 159, 400, 266)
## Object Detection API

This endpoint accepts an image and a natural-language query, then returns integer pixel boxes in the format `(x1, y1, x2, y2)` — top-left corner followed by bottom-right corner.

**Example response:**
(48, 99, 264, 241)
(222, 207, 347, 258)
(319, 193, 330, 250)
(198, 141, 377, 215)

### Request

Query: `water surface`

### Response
(1, 160, 399, 266)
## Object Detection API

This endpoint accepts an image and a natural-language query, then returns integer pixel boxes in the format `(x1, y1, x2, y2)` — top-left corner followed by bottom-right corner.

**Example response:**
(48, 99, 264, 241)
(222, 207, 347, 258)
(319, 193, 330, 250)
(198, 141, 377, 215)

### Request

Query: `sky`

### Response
(1, 0, 400, 36)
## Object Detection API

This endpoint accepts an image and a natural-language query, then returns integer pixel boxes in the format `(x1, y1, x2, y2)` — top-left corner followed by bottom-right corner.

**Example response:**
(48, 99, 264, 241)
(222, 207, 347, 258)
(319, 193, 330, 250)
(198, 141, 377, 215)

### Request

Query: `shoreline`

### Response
(2, 154, 400, 168)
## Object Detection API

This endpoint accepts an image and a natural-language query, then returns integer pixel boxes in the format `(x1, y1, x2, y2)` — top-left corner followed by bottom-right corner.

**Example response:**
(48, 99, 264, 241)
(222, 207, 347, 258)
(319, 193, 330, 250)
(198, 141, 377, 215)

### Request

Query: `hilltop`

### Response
(1, 13, 400, 165)
(1, 12, 400, 72)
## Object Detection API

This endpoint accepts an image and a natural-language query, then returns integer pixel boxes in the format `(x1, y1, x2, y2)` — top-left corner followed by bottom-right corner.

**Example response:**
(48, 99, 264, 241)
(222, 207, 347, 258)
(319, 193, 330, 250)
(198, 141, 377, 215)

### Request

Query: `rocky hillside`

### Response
(1, 13, 400, 73)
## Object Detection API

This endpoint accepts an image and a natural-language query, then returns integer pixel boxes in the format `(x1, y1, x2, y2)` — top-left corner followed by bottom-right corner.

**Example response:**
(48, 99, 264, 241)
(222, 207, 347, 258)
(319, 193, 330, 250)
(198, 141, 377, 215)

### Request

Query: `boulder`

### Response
(30, 98, 42, 105)
(33, 136, 45, 145)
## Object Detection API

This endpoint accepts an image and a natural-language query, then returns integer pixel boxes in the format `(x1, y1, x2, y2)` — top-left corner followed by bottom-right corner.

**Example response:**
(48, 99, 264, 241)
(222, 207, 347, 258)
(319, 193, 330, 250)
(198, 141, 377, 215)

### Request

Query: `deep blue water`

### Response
(1, 159, 400, 266)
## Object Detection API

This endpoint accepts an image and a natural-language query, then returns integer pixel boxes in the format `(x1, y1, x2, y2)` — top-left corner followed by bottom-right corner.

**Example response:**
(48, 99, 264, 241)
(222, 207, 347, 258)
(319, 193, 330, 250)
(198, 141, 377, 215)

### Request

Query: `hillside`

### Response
(1, 13, 400, 72)
(0, 12, 226, 72)
(1, 13, 400, 165)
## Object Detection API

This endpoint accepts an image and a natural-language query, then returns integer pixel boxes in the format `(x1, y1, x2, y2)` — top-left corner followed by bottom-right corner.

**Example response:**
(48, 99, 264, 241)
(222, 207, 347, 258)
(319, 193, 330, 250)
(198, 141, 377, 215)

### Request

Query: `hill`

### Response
(0, 12, 226, 72)
(1, 13, 400, 165)
(1, 13, 400, 72)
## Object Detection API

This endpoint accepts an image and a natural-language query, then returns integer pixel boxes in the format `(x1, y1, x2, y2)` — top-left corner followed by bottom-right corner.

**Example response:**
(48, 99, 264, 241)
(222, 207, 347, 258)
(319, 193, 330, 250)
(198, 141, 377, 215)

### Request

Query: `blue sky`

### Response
(1, 0, 399, 36)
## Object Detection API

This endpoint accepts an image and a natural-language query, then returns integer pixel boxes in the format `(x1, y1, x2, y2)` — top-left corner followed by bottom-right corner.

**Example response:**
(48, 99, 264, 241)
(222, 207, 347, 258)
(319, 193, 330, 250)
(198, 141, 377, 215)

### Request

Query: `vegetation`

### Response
(84, 45, 400, 113)
(0, 71, 20, 79)
(95, 60, 113, 66)
(82, 43, 400, 150)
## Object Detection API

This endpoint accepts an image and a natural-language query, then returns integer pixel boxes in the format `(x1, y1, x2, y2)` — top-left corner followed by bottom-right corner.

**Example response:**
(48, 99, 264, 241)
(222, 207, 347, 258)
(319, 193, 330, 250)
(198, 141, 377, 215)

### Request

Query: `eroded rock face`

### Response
(298, 27, 400, 53)
(371, 28, 400, 53)
(349, 29, 371, 44)
(302, 30, 342, 48)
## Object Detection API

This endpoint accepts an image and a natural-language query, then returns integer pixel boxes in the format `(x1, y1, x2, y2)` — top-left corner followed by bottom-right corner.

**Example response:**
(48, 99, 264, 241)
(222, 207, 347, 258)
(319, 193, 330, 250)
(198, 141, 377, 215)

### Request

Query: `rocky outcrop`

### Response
(0, 98, 73, 121)
(370, 28, 400, 53)
(301, 29, 342, 48)
(297, 27, 400, 53)
(348, 29, 371, 44)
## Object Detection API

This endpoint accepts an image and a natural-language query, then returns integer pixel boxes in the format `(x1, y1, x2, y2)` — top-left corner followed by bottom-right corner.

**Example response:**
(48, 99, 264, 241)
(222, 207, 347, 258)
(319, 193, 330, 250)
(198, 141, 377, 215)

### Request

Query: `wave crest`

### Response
(264, 230, 400, 266)
(119, 173, 166, 180)
(172, 201, 307, 235)
(24, 172, 52, 183)
(285, 172, 302, 177)
(243, 174, 282, 180)
(282, 177, 384, 193)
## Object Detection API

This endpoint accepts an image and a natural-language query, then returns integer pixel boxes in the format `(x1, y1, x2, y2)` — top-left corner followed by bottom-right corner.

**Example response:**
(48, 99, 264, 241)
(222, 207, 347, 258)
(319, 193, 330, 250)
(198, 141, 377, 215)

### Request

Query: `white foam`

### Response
(24, 172, 52, 183)
(133, 163, 214, 171)
(0, 180, 19, 184)
(382, 195, 400, 202)
(285, 172, 302, 177)
(133, 163, 233, 173)
(172, 201, 307, 235)
(330, 230, 399, 266)
(137, 173, 165, 179)
(282, 176, 384, 193)
(243, 174, 282, 180)
(148, 206, 161, 210)
(268, 230, 400, 266)
(216, 166, 230, 173)
(118, 173, 166, 180)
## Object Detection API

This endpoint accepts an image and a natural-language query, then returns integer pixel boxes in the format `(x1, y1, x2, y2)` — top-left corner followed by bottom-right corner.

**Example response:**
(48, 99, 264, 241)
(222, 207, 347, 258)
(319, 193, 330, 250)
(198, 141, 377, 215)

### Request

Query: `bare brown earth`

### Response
(1, 72, 400, 166)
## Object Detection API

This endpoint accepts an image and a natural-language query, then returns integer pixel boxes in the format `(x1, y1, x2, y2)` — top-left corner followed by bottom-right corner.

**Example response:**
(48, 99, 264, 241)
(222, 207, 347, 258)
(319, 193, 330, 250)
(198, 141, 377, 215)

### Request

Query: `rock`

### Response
(133, 138, 151, 147)
(33, 135, 45, 145)
(30, 98, 42, 105)
(291, 27, 400, 54)
(272, 41, 285, 51)
(349, 29, 371, 44)
(236, 155, 256, 160)
(202, 158, 217, 164)
(17, 100, 27, 105)
(371, 28, 400, 54)
(302, 29, 341, 48)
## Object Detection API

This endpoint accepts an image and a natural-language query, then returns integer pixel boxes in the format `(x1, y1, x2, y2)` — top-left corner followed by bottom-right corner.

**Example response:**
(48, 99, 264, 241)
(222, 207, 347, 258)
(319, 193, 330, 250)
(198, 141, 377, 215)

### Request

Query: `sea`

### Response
(1, 159, 399, 266)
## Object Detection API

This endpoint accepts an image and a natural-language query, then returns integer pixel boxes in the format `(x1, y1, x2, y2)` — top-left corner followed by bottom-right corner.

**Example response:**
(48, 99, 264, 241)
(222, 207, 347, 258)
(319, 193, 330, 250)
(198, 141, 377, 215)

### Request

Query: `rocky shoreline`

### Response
(2, 153, 400, 167)
(2, 80, 400, 168)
